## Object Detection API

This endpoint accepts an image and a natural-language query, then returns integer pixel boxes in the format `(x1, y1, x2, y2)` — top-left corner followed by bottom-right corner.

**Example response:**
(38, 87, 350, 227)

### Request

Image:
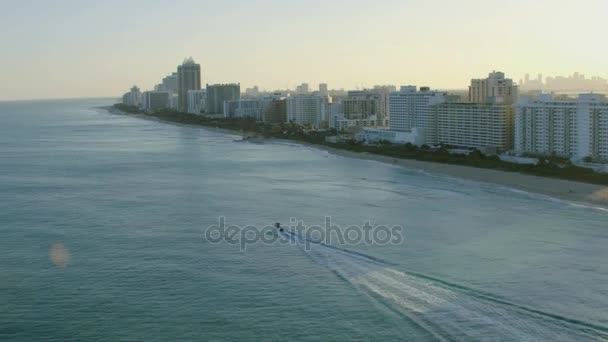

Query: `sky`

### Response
(0, 0, 607, 100)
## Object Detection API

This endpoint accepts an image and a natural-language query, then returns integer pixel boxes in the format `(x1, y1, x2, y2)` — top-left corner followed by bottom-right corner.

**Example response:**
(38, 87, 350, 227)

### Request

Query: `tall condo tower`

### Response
(177, 57, 201, 112)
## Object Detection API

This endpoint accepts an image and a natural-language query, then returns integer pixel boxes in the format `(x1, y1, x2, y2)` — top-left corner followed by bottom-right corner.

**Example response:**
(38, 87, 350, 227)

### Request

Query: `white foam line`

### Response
(296, 234, 603, 341)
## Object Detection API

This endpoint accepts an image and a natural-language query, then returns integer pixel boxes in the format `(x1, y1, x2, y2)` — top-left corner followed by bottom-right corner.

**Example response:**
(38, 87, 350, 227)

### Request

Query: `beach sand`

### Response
(309, 143, 608, 207)
(102, 107, 608, 208)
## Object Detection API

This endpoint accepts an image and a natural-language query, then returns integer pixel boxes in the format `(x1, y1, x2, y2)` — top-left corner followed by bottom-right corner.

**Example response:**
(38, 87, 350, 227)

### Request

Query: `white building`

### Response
(355, 127, 426, 145)
(224, 97, 274, 121)
(388, 86, 447, 142)
(469, 71, 519, 105)
(515, 94, 608, 161)
(286, 95, 329, 127)
(326, 100, 344, 129)
(169, 93, 179, 110)
(187, 89, 206, 114)
(122, 86, 142, 107)
(432, 103, 514, 150)
(333, 115, 382, 132)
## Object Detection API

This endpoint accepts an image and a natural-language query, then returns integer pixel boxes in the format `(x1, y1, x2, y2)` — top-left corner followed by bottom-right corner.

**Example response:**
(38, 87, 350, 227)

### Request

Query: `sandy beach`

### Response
(309, 143, 608, 207)
(102, 107, 608, 207)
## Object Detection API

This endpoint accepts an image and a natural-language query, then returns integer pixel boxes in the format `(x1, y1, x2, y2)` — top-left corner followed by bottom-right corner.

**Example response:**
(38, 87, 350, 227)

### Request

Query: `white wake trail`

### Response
(282, 231, 608, 342)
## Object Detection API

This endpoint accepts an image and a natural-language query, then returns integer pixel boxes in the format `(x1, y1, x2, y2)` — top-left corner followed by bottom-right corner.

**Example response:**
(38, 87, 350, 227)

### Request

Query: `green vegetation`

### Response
(112, 103, 608, 185)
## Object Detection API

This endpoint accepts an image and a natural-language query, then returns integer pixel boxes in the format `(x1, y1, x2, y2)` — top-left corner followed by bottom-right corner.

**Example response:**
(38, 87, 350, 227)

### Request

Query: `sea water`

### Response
(1, 99, 607, 341)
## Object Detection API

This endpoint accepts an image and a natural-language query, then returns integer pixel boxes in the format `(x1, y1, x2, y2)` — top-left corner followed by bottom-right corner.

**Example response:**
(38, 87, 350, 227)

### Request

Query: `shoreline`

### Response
(300, 141, 608, 207)
(101, 106, 608, 207)
(101, 106, 259, 137)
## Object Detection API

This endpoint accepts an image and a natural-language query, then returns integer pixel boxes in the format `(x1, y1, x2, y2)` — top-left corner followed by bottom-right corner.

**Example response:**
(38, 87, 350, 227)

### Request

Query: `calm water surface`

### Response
(1, 99, 607, 341)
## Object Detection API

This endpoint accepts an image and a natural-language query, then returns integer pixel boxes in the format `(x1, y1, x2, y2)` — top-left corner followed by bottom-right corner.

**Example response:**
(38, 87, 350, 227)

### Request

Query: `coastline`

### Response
(101, 106, 608, 207)
(300, 141, 608, 207)
(101, 105, 250, 137)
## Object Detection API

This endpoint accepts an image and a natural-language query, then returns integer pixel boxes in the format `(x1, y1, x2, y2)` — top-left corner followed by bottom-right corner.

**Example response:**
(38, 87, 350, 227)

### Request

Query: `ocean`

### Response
(1, 98, 607, 341)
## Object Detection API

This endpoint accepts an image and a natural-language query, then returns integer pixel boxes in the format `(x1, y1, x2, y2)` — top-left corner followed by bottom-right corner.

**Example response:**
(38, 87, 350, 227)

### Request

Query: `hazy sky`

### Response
(1, 0, 607, 100)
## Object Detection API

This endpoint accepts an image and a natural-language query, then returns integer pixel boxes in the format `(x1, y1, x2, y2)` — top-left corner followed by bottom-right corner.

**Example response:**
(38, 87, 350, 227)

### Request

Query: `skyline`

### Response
(1, 0, 608, 101)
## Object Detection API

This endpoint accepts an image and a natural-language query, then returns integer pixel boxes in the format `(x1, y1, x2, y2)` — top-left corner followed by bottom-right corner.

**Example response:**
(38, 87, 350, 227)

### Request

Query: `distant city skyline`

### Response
(1, 0, 607, 101)
(519, 72, 608, 92)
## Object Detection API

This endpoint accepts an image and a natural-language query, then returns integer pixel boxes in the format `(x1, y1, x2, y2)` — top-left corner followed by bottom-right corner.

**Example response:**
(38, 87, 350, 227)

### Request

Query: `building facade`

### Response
(469, 71, 519, 105)
(332, 116, 382, 132)
(264, 98, 287, 124)
(432, 103, 514, 150)
(355, 127, 426, 145)
(206, 83, 241, 114)
(157, 72, 179, 94)
(286, 95, 328, 127)
(122, 86, 141, 107)
(224, 97, 274, 121)
(372, 85, 396, 122)
(141, 91, 170, 111)
(295, 83, 310, 94)
(343, 90, 383, 120)
(515, 94, 608, 160)
(319, 83, 328, 97)
(187, 89, 206, 114)
(388, 86, 447, 143)
(177, 57, 201, 112)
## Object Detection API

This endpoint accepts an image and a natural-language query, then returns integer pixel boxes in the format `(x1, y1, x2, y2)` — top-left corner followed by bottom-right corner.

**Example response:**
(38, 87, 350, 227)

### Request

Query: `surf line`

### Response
(278, 228, 608, 340)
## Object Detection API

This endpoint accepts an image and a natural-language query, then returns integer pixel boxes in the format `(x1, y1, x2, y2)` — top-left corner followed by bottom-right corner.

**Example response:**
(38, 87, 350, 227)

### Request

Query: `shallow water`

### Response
(1, 99, 607, 341)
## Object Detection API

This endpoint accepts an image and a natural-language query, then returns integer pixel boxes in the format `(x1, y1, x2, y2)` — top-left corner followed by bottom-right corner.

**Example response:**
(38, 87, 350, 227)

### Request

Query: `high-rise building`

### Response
(206, 83, 240, 114)
(515, 94, 608, 160)
(264, 97, 288, 124)
(343, 89, 388, 121)
(286, 95, 328, 127)
(469, 71, 518, 105)
(245, 86, 260, 98)
(319, 83, 328, 97)
(187, 89, 206, 114)
(141, 91, 170, 111)
(432, 103, 514, 150)
(388, 86, 447, 142)
(159, 72, 179, 94)
(373, 85, 397, 121)
(295, 83, 310, 94)
(169, 94, 179, 110)
(177, 57, 201, 112)
(122, 86, 141, 107)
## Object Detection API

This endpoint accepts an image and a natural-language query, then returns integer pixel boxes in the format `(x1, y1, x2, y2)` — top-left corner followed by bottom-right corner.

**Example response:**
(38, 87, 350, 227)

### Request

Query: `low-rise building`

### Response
(355, 127, 426, 145)
(330, 115, 385, 132)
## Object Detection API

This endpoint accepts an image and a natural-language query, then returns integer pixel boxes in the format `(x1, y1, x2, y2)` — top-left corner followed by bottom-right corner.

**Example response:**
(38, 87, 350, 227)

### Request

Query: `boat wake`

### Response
(280, 230, 608, 341)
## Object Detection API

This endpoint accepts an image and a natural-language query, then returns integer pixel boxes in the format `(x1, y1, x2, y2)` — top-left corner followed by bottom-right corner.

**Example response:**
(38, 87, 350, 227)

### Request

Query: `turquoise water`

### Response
(1, 98, 607, 341)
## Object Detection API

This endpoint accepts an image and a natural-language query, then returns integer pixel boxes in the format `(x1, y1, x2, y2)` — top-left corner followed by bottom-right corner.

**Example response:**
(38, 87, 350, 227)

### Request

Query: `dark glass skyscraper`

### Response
(177, 57, 201, 112)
